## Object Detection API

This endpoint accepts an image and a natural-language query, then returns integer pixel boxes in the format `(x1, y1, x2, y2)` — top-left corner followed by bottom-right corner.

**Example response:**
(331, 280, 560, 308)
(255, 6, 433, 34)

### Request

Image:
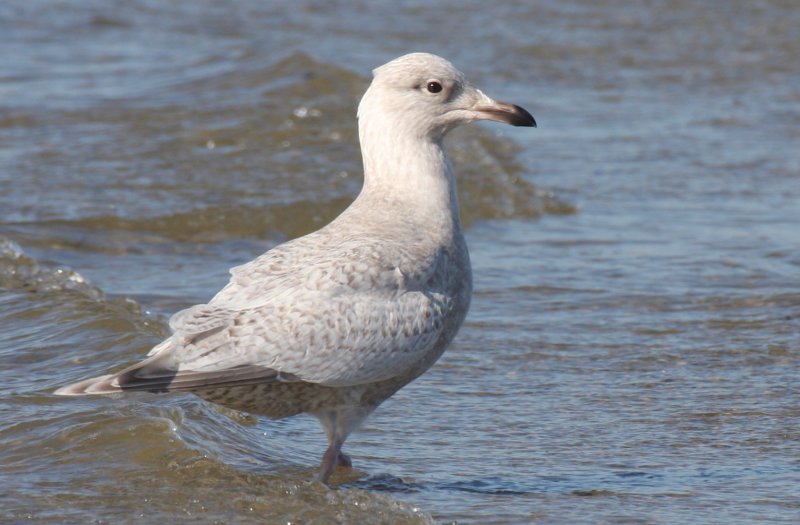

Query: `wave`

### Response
(0, 237, 103, 298)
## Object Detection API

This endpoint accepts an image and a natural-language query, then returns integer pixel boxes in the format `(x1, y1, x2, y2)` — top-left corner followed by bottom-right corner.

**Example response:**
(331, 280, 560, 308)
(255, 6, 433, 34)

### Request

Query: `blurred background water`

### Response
(1, 1, 798, 523)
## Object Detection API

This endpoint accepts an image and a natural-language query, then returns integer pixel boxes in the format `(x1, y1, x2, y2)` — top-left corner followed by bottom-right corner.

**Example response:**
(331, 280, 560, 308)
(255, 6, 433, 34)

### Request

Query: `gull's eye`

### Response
(426, 81, 443, 94)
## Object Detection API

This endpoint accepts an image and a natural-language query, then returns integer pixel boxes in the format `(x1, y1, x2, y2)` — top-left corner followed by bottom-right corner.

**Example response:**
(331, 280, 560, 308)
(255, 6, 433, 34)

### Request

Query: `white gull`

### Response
(55, 52, 536, 483)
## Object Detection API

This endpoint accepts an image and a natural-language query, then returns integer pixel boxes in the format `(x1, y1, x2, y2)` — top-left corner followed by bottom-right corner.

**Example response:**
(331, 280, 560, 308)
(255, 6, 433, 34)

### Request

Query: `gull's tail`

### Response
(54, 352, 178, 395)
(54, 349, 289, 396)
(54, 373, 131, 395)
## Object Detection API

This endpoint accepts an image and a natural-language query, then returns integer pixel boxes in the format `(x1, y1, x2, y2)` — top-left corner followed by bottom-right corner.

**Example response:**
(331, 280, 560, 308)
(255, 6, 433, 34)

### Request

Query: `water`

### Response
(1, 1, 798, 523)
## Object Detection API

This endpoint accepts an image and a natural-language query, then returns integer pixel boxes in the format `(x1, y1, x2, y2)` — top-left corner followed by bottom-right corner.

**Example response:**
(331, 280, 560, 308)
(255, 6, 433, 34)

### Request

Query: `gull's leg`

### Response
(315, 409, 351, 484)
(337, 451, 352, 468)
(318, 435, 345, 484)
(314, 405, 370, 483)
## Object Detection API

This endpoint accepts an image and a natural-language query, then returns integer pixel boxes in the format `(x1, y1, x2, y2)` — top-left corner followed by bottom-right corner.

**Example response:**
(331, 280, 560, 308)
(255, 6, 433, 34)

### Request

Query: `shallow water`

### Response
(1, 1, 799, 524)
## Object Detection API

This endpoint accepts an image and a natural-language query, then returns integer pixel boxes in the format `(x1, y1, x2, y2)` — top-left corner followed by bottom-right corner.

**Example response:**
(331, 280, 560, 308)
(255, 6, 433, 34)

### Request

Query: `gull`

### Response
(55, 52, 536, 483)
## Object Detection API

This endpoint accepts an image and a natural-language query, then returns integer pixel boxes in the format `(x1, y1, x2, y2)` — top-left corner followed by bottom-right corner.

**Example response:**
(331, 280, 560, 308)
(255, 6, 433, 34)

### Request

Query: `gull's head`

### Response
(358, 52, 536, 141)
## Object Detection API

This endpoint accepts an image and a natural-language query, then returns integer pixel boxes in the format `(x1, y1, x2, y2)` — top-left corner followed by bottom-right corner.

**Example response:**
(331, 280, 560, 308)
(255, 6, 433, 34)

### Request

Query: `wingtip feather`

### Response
(53, 374, 122, 396)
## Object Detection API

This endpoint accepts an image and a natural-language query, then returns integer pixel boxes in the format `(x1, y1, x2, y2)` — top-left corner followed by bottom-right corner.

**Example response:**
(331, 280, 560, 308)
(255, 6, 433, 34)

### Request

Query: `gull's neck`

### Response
(352, 110, 462, 236)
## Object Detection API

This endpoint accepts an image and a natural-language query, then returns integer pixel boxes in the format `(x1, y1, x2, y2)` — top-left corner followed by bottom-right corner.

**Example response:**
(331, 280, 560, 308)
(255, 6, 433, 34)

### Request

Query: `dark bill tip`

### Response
(475, 101, 537, 127)
(508, 104, 537, 127)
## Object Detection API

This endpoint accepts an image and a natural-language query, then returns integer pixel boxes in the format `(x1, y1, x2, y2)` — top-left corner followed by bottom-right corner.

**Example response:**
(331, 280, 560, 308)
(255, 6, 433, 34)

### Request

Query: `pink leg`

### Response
(337, 451, 352, 468)
(318, 437, 344, 484)
(314, 407, 367, 483)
